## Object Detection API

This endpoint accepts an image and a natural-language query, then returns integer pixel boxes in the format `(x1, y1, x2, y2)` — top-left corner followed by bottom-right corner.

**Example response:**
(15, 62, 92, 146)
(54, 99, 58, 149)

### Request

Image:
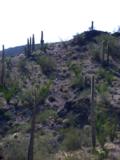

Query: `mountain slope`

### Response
(1, 30, 120, 159)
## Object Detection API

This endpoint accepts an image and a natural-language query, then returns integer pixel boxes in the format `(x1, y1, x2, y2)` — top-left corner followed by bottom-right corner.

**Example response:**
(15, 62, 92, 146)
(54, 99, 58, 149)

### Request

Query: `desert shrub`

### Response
(36, 109, 57, 124)
(0, 84, 19, 103)
(96, 68, 114, 85)
(95, 148, 108, 160)
(34, 133, 57, 160)
(6, 57, 12, 70)
(96, 82, 108, 95)
(18, 58, 29, 75)
(95, 34, 120, 61)
(96, 110, 117, 148)
(3, 137, 28, 160)
(37, 55, 56, 77)
(20, 80, 51, 106)
(81, 125, 91, 147)
(61, 128, 81, 151)
(9, 122, 30, 134)
(69, 63, 84, 90)
(90, 44, 101, 62)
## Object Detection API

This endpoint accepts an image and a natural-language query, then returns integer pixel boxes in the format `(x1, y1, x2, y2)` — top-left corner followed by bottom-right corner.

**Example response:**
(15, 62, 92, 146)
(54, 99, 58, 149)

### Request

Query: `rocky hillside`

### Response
(1, 30, 120, 160)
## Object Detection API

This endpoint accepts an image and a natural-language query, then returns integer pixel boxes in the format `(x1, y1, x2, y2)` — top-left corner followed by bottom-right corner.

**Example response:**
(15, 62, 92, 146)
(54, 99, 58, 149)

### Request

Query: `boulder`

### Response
(0, 97, 7, 108)
(57, 97, 90, 128)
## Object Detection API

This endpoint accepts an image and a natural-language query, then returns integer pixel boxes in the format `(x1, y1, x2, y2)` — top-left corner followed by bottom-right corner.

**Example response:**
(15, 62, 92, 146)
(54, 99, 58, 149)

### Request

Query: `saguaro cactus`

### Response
(29, 37, 32, 54)
(32, 34, 35, 52)
(28, 102, 36, 160)
(27, 38, 30, 57)
(0, 45, 5, 86)
(40, 31, 44, 51)
(91, 21, 94, 30)
(27, 83, 51, 160)
(101, 41, 105, 65)
(91, 75, 96, 150)
(106, 42, 110, 65)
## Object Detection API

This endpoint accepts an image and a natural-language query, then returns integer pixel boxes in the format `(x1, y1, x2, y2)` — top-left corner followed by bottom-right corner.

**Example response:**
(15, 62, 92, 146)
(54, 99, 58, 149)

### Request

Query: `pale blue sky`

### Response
(0, 0, 120, 49)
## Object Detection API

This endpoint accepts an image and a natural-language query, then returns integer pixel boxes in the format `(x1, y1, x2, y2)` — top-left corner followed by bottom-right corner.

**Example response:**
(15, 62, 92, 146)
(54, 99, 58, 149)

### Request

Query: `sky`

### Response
(0, 0, 120, 49)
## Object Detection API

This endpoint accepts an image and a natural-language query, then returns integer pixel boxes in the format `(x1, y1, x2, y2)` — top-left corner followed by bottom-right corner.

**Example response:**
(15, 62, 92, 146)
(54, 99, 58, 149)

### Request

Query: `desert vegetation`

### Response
(0, 28, 120, 160)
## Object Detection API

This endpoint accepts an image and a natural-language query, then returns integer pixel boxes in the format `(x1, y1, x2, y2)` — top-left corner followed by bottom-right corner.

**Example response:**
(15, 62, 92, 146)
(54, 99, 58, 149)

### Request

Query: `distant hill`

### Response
(4, 45, 25, 56)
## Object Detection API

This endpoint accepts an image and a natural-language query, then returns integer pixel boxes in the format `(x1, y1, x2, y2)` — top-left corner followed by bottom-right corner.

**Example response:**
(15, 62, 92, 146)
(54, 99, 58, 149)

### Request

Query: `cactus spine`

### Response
(0, 45, 5, 86)
(91, 75, 96, 150)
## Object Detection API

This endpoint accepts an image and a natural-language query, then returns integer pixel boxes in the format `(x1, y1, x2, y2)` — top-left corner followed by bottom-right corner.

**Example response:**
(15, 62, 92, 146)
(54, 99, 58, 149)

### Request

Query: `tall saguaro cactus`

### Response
(40, 31, 44, 51)
(91, 75, 96, 150)
(28, 100, 37, 160)
(91, 21, 94, 31)
(0, 45, 5, 86)
(27, 38, 30, 57)
(32, 34, 35, 52)
(101, 41, 105, 65)
(29, 37, 32, 54)
(106, 42, 110, 66)
(27, 82, 51, 160)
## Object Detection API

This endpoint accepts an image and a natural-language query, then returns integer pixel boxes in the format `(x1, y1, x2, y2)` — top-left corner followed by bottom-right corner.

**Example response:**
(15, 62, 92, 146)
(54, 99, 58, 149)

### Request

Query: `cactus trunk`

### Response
(91, 75, 96, 150)
(1, 45, 5, 86)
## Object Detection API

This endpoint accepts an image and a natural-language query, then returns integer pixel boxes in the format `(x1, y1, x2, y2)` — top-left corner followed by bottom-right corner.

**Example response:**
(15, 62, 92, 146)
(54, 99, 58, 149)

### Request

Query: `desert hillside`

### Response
(0, 30, 120, 160)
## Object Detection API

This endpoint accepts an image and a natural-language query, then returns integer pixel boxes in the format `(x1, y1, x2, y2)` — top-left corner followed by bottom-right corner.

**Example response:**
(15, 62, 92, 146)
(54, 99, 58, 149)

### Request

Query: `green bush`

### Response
(90, 44, 101, 62)
(20, 80, 51, 106)
(96, 82, 108, 95)
(69, 63, 84, 90)
(36, 109, 57, 124)
(18, 59, 29, 75)
(3, 137, 28, 160)
(0, 84, 19, 103)
(37, 55, 56, 77)
(96, 111, 117, 148)
(97, 68, 114, 85)
(61, 128, 81, 151)
(34, 133, 57, 160)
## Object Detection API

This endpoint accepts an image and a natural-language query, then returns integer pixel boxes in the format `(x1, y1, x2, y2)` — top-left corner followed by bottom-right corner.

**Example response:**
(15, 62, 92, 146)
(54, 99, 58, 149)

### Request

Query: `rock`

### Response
(62, 118, 70, 128)
(57, 97, 90, 127)
(9, 98, 18, 106)
(0, 97, 7, 108)
(48, 96, 56, 103)
(104, 142, 116, 150)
